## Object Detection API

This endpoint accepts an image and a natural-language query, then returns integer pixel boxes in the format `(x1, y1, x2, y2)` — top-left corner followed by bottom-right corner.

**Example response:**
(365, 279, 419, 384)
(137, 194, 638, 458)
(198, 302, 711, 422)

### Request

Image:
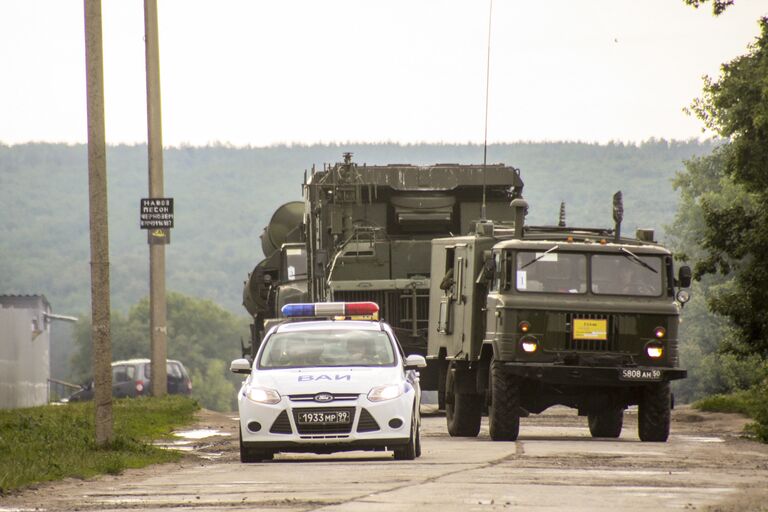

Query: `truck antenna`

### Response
(481, 0, 493, 220)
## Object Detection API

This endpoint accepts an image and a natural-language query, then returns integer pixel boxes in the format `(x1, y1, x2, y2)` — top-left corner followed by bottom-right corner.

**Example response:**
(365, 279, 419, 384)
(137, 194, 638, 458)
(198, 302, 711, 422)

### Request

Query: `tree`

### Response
(683, 18, 768, 357)
(71, 292, 249, 411)
(667, 149, 768, 401)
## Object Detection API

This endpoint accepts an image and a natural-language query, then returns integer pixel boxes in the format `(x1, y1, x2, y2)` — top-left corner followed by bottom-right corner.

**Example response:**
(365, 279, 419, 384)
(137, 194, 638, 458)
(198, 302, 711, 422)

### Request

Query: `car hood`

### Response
(249, 367, 401, 396)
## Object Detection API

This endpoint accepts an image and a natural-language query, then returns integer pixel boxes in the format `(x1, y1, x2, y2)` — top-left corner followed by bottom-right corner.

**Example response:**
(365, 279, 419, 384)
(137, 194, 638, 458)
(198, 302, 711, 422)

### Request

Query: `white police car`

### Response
(230, 302, 426, 462)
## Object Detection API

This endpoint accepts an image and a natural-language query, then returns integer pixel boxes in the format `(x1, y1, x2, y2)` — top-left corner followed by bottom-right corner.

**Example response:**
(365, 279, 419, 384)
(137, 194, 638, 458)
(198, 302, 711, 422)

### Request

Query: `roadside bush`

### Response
(694, 381, 768, 443)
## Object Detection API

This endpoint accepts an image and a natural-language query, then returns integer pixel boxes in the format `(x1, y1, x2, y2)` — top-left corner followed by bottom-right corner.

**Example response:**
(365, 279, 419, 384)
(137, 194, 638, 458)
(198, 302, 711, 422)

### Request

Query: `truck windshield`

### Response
(591, 254, 663, 296)
(515, 251, 587, 294)
(258, 330, 396, 369)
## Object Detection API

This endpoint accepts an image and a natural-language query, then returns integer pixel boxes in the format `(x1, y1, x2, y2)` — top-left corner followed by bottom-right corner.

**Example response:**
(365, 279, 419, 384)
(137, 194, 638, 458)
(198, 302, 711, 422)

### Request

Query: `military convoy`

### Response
(243, 154, 690, 442)
(242, 153, 523, 390)
(427, 195, 690, 441)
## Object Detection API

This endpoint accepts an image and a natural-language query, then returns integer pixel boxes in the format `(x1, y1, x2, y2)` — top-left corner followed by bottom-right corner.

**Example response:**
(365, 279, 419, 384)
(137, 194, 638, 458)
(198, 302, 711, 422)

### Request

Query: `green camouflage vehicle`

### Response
(427, 194, 690, 441)
(243, 153, 525, 394)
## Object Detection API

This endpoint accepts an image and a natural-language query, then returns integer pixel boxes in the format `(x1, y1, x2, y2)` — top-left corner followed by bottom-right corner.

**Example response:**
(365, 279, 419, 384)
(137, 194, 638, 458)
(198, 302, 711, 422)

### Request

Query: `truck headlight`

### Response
(368, 383, 404, 402)
(245, 387, 281, 404)
(520, 335, 538, 353)
(646, 344, 664, 359)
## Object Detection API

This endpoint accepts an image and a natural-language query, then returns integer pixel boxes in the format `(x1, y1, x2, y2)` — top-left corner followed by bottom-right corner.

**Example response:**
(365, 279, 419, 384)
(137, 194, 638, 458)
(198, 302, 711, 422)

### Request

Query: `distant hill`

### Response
(0, 140, 716, 317)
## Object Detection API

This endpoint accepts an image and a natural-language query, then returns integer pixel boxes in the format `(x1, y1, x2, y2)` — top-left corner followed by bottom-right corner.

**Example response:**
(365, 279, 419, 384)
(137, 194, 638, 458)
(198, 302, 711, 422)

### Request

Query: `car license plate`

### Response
(620, 368, 663, 381)
(296, 410, 351, 425)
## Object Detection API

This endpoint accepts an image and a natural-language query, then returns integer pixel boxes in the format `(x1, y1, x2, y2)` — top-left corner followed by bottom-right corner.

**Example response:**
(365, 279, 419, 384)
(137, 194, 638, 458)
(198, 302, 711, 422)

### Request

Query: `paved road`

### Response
(3, 406, 768, 511)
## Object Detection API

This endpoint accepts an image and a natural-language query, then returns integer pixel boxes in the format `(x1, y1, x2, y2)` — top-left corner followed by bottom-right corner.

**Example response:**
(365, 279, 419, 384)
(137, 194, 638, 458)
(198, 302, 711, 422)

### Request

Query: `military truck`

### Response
(427, 194, 691, 441)
(242, 200, 308, 356)
(242, 153, 525, 393)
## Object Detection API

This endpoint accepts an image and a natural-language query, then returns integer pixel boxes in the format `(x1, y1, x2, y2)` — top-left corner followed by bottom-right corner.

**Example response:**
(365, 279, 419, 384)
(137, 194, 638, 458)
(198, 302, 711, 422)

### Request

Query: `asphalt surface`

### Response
(2, 405, 768, 512)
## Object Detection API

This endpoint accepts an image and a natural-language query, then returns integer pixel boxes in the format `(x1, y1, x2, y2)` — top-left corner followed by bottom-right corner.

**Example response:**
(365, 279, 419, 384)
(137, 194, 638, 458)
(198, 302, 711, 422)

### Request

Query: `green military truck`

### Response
(427, 196, 691, 442)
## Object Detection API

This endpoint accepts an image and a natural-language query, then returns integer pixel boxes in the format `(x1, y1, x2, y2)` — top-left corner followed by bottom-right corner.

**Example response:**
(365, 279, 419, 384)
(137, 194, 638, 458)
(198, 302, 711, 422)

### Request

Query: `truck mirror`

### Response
(678, 266, 692, 288)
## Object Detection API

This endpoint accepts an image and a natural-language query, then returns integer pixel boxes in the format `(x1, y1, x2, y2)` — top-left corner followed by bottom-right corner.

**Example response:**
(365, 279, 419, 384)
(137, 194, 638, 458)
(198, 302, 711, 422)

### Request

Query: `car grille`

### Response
(356, 408, 380, 432)
(269, 410, 293, 434)
(292, 407, 356, 434)
(288, 393, 359, 402)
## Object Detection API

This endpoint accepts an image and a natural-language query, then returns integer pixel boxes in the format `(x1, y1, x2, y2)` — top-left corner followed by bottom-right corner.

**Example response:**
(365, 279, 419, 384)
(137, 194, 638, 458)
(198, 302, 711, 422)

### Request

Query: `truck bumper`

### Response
(501, 362, 687, 386)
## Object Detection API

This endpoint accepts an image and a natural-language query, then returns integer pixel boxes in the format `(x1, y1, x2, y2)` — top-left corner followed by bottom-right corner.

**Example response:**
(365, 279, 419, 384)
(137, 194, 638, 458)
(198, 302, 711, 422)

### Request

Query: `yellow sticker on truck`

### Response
(573, 319, 608, 340)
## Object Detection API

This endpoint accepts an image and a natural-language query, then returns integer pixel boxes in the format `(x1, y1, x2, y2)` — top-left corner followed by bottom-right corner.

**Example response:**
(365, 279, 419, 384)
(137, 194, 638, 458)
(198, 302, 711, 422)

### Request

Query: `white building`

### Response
(0, 295, 51, 409)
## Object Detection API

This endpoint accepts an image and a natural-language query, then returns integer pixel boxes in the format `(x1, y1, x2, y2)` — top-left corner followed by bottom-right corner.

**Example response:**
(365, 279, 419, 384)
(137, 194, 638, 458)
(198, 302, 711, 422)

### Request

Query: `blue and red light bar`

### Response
(281, 302, 380, 318)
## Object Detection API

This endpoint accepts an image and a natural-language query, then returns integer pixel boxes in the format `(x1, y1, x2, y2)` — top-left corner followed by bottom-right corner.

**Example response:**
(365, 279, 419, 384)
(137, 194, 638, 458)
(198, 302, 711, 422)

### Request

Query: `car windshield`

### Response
(258, 329, 396, 369)
(592, 253, 663, 296)
(515, 251, 587, 294)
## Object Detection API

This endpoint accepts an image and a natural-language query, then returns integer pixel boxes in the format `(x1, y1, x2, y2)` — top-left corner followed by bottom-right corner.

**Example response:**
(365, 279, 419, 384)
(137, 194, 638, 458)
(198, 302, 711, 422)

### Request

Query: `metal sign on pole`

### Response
(140, 197, 173, 244)
(144, 0, 168, 397)
(84, 0, 113, 445)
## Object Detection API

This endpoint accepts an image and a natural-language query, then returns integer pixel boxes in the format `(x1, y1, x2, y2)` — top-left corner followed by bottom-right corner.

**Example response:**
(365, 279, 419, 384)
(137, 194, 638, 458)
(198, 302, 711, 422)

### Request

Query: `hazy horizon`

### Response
(2, 1, 765, 147)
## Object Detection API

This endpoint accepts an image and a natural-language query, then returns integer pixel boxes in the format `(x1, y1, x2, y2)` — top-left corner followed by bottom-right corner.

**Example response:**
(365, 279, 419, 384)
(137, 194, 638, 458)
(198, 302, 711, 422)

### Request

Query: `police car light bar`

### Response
(281, 302, 379, 318)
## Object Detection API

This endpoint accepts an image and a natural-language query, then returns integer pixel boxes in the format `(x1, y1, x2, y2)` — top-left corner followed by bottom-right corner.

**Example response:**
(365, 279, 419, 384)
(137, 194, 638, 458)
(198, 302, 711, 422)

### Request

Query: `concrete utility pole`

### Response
(84, 0, 113, 445)
(144, 0, 167, 396)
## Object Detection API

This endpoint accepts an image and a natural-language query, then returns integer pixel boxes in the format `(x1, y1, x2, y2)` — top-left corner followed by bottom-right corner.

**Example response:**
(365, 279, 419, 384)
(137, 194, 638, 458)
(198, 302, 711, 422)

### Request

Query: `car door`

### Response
(112, 365, 134, 397)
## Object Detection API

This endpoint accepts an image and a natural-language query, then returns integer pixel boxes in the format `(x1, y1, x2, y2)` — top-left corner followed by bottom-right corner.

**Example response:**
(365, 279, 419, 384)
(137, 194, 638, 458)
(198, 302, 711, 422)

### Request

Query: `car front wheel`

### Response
(394, 415, 419, 461)
(239, 427, 274, 463)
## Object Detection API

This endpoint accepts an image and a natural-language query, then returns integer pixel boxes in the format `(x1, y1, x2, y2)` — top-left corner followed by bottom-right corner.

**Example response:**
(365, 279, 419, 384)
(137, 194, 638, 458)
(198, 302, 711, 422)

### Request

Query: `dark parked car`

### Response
(65, 358, 192, 402)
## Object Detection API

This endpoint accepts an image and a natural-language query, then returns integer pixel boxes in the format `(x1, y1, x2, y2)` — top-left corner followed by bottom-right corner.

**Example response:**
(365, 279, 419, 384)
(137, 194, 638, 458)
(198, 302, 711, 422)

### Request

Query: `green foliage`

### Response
(189, 360, 239, 412)
(668, 149, 768, 401)
(0, 396, 199, 493)
(682, 18, 768, 357)
(683, 0, 734, 16)
(694, 381, 768, 442)
(71, 292, 247, 411)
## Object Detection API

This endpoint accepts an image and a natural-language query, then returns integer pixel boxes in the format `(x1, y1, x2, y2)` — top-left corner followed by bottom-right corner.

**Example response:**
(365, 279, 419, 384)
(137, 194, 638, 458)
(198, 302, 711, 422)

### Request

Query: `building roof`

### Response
(0, 294, 51, 310)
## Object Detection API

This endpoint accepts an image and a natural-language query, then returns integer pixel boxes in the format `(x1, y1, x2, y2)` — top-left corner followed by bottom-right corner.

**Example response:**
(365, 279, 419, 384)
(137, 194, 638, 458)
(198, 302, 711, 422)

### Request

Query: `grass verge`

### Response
(0, 395, 199, 494)
(694, 381, 768, 442)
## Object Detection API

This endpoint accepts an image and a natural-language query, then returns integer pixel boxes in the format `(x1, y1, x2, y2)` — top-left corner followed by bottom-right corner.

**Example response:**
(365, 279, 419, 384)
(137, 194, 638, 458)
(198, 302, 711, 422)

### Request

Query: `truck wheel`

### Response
(445, 364, 482, 437)
(488, 359, 520, 441)
(438, 360, 447, 410)
(638, 382, 671, 442)
(588, 408, 623, 438)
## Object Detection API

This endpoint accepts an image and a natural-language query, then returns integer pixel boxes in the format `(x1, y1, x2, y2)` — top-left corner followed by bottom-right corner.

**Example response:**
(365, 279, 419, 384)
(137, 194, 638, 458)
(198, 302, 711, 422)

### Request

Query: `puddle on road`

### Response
(678, 435, 725, 443)
(199, 452, 225, 460)
(174, 429, 231, 440)
(154, 429, 232, 453)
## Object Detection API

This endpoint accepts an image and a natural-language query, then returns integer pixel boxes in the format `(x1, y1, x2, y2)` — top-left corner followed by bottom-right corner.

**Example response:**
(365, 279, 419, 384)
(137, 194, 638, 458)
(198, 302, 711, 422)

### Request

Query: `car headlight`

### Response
(245, 387, 281, 404)
(368, 383, 404, 402)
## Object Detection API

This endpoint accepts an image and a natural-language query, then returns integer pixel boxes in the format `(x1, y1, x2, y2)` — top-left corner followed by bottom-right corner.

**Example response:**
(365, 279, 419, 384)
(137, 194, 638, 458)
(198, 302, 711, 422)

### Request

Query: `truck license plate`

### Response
(297, 410, 351, 425)
(620, 368, 663, 381)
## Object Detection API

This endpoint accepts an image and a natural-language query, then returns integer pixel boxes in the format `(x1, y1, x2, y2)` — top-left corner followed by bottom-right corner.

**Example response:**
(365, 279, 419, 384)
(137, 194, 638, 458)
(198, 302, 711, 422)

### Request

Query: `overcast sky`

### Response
(1, 1, 765, 147)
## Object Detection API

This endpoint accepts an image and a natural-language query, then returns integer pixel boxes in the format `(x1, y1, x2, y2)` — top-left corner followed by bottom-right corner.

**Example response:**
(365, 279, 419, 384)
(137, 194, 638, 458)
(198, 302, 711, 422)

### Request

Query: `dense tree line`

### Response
(0, 140, 714, 316)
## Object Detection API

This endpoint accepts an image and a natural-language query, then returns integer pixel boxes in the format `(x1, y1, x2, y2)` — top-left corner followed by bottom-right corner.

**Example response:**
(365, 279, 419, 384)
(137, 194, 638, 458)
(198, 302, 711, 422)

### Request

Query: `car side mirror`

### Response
(678, 265, 692, 288)
(230, 358, 252, 374)
(404, 354, 427, 369)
